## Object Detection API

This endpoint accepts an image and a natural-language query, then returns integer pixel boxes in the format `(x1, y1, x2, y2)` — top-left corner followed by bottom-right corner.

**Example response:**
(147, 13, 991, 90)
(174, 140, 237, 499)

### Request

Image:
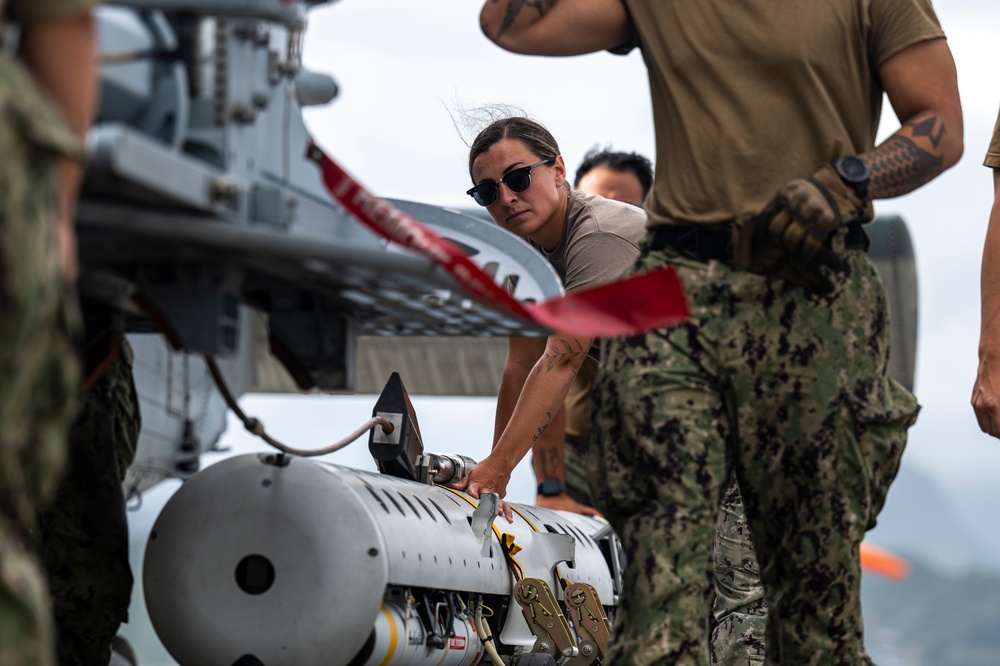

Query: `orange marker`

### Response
(860, 542, 910, 581)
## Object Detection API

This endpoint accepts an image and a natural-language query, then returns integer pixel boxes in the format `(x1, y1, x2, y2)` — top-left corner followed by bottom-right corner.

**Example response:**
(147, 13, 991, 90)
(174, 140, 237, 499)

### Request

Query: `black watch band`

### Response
(536, 478, 567, 497)
(832, 156, 871, 201)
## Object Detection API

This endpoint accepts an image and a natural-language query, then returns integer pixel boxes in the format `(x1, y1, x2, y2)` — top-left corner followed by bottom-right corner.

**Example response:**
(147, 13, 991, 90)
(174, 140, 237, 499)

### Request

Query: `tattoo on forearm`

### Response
(532, 411, 553, 442)
(536, 338, 587, 374)
(490, 0, 556, 40)
(537, 446, 564, 477)
(867, 114, 946, 199)
(910, 115, 945, 150)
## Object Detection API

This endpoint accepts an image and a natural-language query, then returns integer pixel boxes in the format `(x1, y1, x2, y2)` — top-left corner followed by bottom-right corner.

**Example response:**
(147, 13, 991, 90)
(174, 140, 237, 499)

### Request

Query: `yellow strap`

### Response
(501, 532, 523, 558)
(435, 488, 571, 587)
(437, 486, 525, 580)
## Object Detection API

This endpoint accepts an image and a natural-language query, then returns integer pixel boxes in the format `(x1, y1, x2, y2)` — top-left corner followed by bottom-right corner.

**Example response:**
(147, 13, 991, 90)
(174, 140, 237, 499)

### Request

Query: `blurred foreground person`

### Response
(0, 1, 99, 664)
(479, 1, 963, 663)
(39, 330, 140, 666)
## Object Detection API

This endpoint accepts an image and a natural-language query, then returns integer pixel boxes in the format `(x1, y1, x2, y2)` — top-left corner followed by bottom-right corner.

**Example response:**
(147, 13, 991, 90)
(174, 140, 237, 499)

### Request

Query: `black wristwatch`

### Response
(537, 478, 567, 497)
(832, 156, 871, 201)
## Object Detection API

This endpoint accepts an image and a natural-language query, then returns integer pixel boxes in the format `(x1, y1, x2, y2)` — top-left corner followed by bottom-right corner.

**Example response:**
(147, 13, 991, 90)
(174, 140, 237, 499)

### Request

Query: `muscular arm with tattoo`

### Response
(861, 39, 963, 199)
(452, 331, 594, 520)
(492, 336, 546, 449)
(480, 0, 631, 56)
(531, 412, 600, 515)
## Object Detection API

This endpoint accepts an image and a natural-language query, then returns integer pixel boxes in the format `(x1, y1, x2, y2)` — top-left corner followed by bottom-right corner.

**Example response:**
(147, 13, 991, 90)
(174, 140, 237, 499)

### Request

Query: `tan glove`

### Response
(732, 164, 874, 292)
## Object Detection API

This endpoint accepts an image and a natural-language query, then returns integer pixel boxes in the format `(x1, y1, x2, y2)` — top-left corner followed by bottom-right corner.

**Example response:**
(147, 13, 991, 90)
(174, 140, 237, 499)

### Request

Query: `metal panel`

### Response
(333, 466, 616, 601)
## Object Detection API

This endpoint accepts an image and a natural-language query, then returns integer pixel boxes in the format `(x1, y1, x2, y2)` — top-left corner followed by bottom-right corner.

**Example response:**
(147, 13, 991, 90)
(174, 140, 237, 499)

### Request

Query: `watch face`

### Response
(838, 156, 869, 181)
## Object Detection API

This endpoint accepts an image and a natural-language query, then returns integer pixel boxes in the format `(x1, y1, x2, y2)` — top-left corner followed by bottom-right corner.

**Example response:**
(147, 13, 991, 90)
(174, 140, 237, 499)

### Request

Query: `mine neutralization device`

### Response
(145, 373, 623, 666)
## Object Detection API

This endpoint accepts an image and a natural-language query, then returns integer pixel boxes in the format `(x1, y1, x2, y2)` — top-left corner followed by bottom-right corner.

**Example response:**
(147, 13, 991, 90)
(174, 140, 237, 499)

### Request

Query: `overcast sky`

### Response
(222, 0, 1000, 510)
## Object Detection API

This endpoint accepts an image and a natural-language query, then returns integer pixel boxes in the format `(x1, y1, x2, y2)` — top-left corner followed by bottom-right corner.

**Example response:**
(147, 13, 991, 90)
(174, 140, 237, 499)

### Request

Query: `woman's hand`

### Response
(450, 454, 515, 522)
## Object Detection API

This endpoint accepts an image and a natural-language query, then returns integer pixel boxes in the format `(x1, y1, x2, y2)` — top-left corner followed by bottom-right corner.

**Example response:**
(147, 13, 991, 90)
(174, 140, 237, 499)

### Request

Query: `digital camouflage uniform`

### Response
(567, 339, 766, 666)
(711, 479, 766, 665)
(585, 0, 940, 663)
(552, 192, 767, 665)
(590, 234, 917, 665)
(0, 1, 92, 660)
(39, 333, 140, 666)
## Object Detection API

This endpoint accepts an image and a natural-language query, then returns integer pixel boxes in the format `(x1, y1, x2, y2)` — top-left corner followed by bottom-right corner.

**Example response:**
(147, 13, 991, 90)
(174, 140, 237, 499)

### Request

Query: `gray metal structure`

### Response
(83, 1, 563, 492)
(83, 1, 920, 493)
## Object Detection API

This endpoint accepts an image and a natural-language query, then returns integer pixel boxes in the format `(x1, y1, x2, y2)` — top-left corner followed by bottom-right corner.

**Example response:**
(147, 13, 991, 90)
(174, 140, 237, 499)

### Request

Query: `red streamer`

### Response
(308, 142, 689, 337)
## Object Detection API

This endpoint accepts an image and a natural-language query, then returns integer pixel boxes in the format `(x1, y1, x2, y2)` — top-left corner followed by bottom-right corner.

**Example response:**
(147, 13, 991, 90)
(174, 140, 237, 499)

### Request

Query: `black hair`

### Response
(573, 147, 654, 197)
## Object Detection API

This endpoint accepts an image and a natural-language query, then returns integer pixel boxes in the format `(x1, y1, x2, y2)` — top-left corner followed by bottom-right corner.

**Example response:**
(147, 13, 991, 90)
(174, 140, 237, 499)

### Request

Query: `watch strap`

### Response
(536, 478, 567, 497)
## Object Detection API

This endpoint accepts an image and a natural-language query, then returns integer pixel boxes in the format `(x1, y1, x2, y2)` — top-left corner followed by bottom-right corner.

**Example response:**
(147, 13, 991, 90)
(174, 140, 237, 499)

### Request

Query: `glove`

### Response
(732, 164, 874, 292)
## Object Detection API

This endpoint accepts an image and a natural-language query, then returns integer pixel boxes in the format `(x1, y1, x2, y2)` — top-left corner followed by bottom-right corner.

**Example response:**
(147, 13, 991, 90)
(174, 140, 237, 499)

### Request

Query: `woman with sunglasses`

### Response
(451, 117, 647, 521)
(453, 118, 768, 665)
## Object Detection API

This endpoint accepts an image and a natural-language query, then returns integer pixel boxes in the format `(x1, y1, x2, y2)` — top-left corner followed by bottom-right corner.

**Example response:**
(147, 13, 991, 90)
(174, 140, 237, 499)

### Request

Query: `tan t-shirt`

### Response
(985, 107, 1000, 169)
(622, 0, 945, 226)
(536, 189, 646, 291)
(534, 189, 646, 442)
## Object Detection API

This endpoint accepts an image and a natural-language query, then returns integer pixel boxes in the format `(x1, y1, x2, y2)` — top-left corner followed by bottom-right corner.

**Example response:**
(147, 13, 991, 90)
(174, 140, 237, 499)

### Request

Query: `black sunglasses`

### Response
(466, 158, 555, 207)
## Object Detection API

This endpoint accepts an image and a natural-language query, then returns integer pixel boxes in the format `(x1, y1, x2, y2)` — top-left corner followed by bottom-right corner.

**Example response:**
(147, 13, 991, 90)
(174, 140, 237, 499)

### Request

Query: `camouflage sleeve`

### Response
(6, 0, 98, 26)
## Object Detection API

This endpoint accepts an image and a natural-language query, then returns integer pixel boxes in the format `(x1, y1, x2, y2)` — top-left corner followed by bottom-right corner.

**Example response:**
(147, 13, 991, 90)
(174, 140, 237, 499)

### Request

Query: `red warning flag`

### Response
(308, 143, 689, 337)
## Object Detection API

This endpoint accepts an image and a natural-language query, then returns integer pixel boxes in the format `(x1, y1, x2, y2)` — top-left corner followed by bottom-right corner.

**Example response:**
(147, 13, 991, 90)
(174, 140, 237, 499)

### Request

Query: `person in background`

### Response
(534, 147, 653, 513)
(574, 147, 653, 208)
(973, 108, 1000, 438)
(0, 2, 99, 664)
(478, 1, 963, 663)
(39, 331, 141, 666)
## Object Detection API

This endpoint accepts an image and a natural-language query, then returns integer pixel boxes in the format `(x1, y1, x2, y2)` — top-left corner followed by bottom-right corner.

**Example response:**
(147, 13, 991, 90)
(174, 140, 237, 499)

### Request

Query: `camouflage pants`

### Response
(590, 228, 918, 665)
(712, 478, 766, 665)
(0, 122, 82, 665)
(39, 338, 140, 666)
(568, 364, 768, 665)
